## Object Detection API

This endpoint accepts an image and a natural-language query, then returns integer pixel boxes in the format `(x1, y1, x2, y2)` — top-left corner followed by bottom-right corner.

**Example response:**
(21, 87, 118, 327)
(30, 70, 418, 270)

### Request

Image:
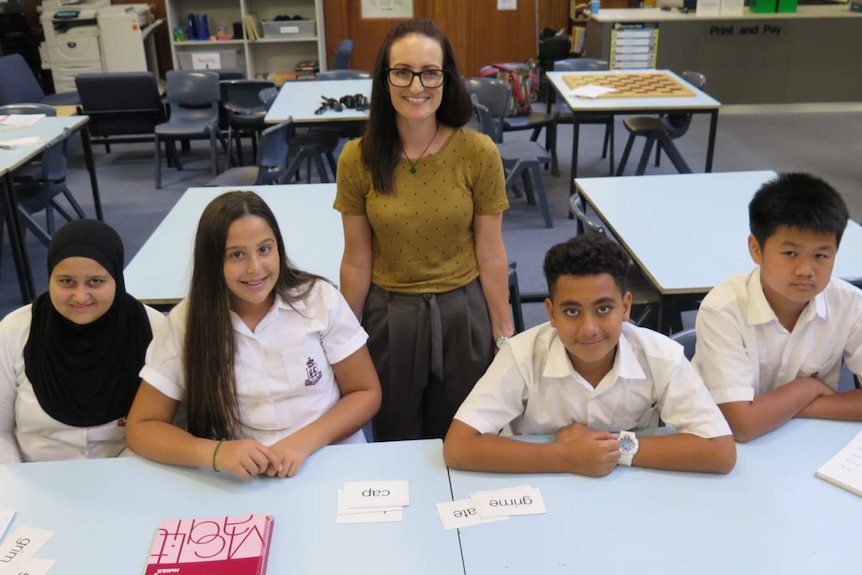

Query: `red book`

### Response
(143, 514, 274, 575)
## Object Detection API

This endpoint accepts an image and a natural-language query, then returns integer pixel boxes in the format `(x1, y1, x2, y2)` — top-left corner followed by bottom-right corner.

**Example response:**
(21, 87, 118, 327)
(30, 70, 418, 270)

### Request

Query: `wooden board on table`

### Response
(561, 72, 696, 98)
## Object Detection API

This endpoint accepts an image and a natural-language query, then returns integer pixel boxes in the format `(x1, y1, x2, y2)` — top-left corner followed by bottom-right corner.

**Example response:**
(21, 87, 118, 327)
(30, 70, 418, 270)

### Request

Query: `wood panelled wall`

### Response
(323, 0, 569, 77)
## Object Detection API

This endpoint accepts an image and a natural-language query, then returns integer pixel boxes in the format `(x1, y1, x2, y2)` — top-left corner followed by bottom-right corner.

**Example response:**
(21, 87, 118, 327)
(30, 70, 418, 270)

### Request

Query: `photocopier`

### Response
(40, 0, 163, 92)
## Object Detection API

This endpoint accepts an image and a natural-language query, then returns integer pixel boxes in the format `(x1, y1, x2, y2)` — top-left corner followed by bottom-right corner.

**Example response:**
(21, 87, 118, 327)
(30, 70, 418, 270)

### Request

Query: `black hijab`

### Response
(23, 219, 154, 427)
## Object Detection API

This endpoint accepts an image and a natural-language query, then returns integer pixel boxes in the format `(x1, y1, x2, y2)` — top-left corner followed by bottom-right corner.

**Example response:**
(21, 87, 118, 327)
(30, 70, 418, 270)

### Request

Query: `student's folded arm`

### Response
(695, 307, 825, 442)
(268, 346, 382, 477)
(796, 387, 862, 421)
(633, 434, 736, 474)
(339, 214, 373, 319)
(718, 377, 831, 443)
(126, 381, 215, 468)
(443, 419, 579, 473)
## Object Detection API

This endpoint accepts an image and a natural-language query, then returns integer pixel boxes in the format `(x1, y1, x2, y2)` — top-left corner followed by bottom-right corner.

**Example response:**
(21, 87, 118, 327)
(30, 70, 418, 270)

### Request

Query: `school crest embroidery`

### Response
(305, 357, 322, 387)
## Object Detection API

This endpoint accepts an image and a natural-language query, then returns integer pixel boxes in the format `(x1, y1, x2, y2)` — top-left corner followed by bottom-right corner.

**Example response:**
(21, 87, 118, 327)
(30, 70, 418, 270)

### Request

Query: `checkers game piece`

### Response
(562, 72, 696, 98)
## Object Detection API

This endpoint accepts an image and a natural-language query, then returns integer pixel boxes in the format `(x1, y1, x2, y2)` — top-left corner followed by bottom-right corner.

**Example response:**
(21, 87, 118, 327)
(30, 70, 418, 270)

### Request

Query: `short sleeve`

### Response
(333, 138, 369, 216)
(139, 304, 186, 401)
(316, 282, 368, 365)
(468, 131, 509, 216)
(453, 344, 527, 435)
(658, 357, 731, 439)
(694, 305, 758, 404)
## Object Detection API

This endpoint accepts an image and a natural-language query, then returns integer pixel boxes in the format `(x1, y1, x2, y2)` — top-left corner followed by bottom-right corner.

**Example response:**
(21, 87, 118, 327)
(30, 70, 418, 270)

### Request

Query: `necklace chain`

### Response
(402, 125, 439, 174)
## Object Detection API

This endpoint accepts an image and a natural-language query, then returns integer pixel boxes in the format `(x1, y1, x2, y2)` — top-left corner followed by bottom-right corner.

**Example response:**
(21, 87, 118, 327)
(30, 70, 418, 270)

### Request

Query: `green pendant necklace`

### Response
(403, 125, 439, 174)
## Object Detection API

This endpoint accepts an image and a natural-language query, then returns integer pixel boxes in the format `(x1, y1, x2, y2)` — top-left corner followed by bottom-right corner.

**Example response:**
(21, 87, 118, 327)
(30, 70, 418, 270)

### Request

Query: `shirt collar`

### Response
(543, 326, 646, 382)
(745, 267, 825, 327)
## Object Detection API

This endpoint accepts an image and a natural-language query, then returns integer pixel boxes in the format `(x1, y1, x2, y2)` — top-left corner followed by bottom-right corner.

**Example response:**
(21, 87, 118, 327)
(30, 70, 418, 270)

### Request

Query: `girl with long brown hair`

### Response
(127, 191, 381, 480)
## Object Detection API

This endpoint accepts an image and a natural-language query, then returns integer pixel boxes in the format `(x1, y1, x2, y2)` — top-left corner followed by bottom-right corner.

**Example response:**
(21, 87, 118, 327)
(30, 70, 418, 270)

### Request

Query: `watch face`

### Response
(619, 435, 637, 454)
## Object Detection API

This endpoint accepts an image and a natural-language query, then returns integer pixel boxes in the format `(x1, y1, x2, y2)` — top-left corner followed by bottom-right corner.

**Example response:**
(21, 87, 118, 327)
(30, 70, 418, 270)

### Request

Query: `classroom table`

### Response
(0, 115, 102, 303)
(264, 78, 372, 124)
(124, 184, 343, 308)
(574, 170, 862, 332)
(545, 69, 721, 197)
(450, 419, 862, 575)
(0, 439, 464, 575)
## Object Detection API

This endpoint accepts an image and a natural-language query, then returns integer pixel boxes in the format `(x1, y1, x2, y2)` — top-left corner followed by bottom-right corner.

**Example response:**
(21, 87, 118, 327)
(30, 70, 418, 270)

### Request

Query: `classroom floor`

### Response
(2, 102, 861, 325)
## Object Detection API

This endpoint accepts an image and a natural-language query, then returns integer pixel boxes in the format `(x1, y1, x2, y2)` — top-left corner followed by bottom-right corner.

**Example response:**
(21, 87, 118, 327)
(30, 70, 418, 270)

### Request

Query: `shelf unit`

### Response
(164, 0, 326, 79)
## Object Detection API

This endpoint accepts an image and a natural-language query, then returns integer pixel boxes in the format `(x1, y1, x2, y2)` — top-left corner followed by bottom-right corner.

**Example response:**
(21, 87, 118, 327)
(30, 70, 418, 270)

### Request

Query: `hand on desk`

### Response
(555, 423, 620, 477)
(266, 434, 312, 478)
(215, 439, 282, 480)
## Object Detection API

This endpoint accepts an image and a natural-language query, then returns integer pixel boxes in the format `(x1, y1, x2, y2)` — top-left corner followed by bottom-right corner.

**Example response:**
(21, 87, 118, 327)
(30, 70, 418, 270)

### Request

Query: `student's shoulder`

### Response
(142, 304, 167, 328)
(0, 304, 33, 351)
(699, 270, 756, 312)
(621, 322, 685, 364)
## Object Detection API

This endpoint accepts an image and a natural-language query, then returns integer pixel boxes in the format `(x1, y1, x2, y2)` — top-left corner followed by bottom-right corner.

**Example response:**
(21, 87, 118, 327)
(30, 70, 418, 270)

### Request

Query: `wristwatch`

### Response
(495, 335, 510, 349)
(617, 430, 639, 466)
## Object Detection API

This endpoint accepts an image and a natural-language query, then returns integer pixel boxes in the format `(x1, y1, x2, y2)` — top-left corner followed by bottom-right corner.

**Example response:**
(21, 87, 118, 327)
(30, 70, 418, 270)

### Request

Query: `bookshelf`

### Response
(165, 0, 326, 79)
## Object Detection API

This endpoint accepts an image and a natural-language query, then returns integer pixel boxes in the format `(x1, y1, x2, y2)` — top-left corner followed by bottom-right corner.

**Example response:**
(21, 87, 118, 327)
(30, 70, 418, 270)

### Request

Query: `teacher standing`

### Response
(335, 18, 513, 441)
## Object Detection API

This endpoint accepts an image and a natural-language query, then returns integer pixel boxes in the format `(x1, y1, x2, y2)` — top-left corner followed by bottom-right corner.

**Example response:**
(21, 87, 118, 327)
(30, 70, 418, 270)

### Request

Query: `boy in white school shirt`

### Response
(443, 235, 735, 477)
(694, 172, 862, 443)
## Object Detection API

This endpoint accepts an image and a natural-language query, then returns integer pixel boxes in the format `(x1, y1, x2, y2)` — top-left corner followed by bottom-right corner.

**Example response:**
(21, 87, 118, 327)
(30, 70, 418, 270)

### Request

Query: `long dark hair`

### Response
(361, 18, 474, 193)
(184, 191, 324, 440)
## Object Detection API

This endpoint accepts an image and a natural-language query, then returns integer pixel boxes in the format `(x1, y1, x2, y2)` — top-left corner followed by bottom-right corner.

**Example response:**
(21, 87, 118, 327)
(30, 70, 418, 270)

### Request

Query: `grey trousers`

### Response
(362, 279, 494, 441)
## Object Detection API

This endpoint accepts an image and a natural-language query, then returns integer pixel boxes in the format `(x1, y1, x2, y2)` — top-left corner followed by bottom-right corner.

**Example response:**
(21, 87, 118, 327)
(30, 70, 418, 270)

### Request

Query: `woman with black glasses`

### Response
(334, 18, 513, 442)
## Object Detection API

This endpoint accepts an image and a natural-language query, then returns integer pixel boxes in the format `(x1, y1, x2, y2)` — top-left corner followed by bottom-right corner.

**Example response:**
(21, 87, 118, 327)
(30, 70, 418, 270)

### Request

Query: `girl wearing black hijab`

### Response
(0, 219, 164, 463)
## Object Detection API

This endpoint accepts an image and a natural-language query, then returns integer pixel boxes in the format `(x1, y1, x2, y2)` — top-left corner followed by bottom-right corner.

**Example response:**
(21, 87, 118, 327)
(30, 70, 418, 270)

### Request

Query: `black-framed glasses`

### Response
(386, 68, 447, 88)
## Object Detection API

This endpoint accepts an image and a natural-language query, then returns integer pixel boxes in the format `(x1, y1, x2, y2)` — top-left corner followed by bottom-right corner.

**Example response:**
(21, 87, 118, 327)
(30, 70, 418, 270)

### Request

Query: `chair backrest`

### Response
(0, 103, 56, 116)
(75, 72, 164, 136)
(166, 70, 220, 108)
(553, 58, 609, 113)
(255, 118, 294, 184)
(0, 53, 46, 106)
(258, 87, 279, 111)
(220, 79, 275, 114)
(315, 69, 370, 81)
(670, 327, 697, 361)
(663, 70, 707, 137)
(215, 68, 246, 81)
(330, 39, 354, 70)
(469, 95, 496, 139)
(567, 194, 606, 236)
(464, 78, 510, 143)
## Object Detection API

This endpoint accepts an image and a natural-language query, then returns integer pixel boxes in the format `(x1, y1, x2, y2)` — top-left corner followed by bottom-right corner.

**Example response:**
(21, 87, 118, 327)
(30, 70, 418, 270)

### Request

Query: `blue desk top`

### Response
(0, 116, 87, 175)
(0, 439, 463, 575)
(450, 419, 862, 575)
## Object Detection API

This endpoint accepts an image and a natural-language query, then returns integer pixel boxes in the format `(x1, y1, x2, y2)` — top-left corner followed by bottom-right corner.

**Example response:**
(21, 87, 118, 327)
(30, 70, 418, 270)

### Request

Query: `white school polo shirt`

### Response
(0, 304, 166, 464)
(694, 268, 862, 404)
(141, 281, 367, 446)
(454, 321, 730, 439)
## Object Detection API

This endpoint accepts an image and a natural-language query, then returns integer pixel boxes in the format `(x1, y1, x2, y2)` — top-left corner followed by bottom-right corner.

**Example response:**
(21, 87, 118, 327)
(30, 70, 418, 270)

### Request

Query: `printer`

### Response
(40, 0, 162, 92)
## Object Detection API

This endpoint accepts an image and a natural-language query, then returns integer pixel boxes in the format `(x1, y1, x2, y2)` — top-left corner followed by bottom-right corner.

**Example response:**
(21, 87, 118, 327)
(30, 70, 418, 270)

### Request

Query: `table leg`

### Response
(80, 126, 104, 221)
(705, 109, 719, 173)
(1, 173, 35, 302)
(571, 116, 583, 230)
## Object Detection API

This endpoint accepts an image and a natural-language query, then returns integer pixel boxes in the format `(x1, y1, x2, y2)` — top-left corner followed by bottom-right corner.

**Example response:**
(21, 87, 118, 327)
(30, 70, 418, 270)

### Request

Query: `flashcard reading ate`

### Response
(0, 510, 14, 541)
(435, 499, 509, 530)
(0, 527, 54, 570)
(341, 481, 410, 509)
(471, 485, 547, 518)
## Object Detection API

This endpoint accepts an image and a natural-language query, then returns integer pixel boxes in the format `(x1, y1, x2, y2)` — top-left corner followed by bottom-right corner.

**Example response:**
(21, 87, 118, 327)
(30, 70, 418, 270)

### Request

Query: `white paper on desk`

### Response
(335, 509, 403, 524)
(341, 480, 410, 509)
(0, 114, 45, 127)
(0, 136, 41, 149)
(0, 510, 14, 541)
(569, 85, 617, 99)
(436, 499, 509, 530)
(0, 527, 54, 569)
(816, 430, 862, 497)
(337, 490, 402, 515)
(0, 557, 55, 575)
(471, 485, 547, 517)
